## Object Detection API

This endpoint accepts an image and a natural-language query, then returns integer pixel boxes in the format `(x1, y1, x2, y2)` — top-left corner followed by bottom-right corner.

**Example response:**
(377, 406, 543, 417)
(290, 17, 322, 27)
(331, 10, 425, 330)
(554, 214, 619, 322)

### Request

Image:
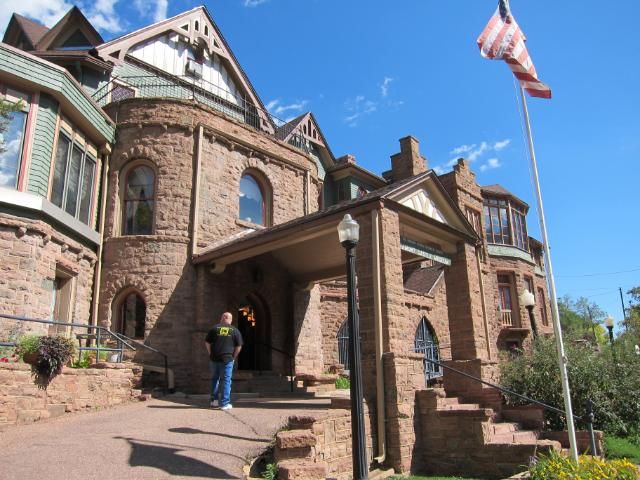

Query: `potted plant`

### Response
(15, 334, 41, 365)
(15, 334, 76, 388)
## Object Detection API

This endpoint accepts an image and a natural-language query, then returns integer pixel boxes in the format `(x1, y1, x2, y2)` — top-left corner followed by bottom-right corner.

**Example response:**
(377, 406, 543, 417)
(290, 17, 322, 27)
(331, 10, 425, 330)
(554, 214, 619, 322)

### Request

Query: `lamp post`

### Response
(519, 290, 538, 339)
(337, 214, 368, 480)
(604, 316, 614, 346)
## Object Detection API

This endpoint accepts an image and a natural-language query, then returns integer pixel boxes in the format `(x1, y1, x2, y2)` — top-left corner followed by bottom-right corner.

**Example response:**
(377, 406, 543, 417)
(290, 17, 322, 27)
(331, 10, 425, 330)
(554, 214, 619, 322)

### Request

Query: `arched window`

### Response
(118, 292, 146, 339)
(337, 319, 350, 371)
(123, 165, 155, 235)
(239, 173, 267, 226)
(414, 317, 443, 385)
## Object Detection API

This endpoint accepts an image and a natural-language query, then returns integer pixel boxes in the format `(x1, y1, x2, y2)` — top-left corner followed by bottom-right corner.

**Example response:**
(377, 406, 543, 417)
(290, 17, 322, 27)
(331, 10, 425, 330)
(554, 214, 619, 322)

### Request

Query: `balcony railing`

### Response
(501, 309, 513, 327)
(91, 74, 310, 154)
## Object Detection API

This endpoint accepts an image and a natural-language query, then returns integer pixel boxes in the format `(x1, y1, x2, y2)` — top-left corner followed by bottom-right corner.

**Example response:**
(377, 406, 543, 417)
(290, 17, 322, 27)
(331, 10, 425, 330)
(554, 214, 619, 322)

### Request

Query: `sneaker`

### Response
(220, 403, 233, 410)
(210, 400, 218, 408)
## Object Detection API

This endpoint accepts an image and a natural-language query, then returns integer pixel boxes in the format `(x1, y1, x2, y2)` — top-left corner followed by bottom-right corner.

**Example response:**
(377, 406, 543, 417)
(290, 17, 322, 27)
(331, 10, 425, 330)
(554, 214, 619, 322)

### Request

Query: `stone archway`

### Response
(236, 292, 272, 371)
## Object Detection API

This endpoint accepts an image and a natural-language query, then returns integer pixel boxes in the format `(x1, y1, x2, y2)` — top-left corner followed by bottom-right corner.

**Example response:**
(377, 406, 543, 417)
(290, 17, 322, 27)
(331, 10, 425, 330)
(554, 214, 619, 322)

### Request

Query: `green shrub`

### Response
(529, 450, 637, 479)
(25, 336, 76, 388)
(500, 335, 640, 436)
(335, 376, 350, 390)
(262, 462, 278, 480)
(16, 334, 42, 358)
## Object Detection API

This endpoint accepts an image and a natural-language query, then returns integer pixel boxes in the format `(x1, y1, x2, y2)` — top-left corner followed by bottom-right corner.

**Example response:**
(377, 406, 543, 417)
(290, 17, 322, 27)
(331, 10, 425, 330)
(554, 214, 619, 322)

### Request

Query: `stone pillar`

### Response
(292, 285, 324, 375)
(355, 207, 423, 473)
(388, 136, 428, 182)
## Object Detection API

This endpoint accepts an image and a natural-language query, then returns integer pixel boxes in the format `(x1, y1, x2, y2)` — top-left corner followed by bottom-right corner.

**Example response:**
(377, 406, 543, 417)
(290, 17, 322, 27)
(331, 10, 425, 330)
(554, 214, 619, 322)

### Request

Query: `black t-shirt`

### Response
(205, 323, 243, 362)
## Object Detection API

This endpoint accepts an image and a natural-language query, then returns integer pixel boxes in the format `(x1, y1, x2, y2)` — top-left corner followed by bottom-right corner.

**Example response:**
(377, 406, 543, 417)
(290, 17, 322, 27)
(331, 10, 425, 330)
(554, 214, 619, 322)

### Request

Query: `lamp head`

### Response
(519, 290, 535, 308)
(604, 316, 615, 328)
(338, 214, 360, 245)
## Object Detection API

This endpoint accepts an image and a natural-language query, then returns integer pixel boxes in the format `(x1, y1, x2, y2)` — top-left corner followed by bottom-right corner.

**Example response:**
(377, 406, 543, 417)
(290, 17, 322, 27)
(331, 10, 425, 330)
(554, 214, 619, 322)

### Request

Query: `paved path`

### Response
(0, 395, 331, 480)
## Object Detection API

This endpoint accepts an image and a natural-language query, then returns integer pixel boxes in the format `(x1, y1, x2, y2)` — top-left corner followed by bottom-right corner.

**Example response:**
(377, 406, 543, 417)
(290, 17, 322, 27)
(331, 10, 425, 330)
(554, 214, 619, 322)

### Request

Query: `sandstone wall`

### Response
(0, 213, 97, 340)
(0, 362, 138, 428)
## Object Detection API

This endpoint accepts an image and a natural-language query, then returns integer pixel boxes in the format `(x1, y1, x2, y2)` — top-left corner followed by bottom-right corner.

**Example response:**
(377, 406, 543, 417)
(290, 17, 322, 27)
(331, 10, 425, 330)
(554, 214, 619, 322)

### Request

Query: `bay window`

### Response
(0, 88, 30, 189)
(50, 127, 96, 225)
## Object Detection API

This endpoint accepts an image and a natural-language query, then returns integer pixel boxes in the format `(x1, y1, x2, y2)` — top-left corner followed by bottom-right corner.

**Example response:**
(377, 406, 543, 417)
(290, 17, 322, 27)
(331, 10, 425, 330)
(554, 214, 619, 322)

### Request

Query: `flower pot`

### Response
(22, 352, 39, 365)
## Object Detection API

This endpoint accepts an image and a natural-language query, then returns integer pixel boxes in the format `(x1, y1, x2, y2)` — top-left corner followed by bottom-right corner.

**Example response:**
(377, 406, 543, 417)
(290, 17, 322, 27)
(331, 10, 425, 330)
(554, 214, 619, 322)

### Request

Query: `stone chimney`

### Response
(388, 136, 427, 183)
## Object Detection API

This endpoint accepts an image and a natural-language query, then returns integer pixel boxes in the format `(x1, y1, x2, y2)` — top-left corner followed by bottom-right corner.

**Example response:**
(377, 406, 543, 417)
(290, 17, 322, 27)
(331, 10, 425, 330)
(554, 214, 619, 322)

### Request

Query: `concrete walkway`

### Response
(0, 395, 331, 480)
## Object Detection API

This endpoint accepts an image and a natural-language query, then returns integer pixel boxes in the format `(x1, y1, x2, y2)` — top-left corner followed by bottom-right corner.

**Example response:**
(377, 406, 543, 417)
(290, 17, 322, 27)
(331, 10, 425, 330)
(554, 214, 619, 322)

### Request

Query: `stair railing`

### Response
(420, 355, 599, 456)
(0, 313, 171, 394)
(253, 341, 294, 393)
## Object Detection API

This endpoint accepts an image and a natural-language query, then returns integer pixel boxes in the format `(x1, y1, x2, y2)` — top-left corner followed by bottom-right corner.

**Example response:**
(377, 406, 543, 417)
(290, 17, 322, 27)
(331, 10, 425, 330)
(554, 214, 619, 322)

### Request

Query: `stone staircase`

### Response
(417, 389, 561, 479)
(230, 370, 339, 397)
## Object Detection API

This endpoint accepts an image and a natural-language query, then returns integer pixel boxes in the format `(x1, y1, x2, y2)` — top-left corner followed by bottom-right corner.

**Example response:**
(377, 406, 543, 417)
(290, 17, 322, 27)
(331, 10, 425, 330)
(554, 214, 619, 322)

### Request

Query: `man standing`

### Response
(205, 312, 243, 410)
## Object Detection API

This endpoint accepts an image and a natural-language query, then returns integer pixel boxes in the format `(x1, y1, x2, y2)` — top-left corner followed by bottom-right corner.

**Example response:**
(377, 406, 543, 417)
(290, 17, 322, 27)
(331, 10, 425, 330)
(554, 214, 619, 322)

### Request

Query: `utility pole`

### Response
(619, 287, 628, 331)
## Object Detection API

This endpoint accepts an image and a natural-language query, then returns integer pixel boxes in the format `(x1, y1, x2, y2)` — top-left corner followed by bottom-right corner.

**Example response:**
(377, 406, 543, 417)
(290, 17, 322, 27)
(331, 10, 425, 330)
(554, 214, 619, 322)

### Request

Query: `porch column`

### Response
(355, 207, 423, 473)
(292, 284, 324, 376)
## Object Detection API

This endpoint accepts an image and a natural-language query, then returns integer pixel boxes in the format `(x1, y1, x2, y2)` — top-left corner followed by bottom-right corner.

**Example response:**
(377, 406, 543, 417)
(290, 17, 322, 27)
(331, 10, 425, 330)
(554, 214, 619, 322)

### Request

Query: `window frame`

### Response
(120, 161, 157, 236)
(115, 290, 147, 339)
(49, 121, 98, 226)
(483, 196, 529, 251)
(0, 86, 32, 191)
(238, 170, 271, 227)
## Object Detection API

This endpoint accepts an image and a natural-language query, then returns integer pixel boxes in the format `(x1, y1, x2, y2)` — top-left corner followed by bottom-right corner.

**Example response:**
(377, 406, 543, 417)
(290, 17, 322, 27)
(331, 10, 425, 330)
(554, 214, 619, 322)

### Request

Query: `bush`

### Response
(16, 335, 76, 388)
(500, 335, 640, 436)
(335, 376, 350, 389)
(529, 450, 637, 479)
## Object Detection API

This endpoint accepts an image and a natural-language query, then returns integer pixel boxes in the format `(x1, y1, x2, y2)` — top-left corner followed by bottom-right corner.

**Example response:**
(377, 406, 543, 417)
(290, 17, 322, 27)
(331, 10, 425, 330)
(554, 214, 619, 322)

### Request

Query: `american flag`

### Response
(477, 0, 551, 99)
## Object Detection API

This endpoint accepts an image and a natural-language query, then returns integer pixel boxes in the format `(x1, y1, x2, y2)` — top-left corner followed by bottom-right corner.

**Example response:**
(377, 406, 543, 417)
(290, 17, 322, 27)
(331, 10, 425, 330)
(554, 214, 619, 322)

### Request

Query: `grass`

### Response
(389, 476, 482, 480)
(605, 435, 640, 464)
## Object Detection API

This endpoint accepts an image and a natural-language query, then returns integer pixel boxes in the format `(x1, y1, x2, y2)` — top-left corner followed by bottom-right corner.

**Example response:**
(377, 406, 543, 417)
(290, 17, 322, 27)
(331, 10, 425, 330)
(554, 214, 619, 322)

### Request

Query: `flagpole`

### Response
(519, 86, 579, 462)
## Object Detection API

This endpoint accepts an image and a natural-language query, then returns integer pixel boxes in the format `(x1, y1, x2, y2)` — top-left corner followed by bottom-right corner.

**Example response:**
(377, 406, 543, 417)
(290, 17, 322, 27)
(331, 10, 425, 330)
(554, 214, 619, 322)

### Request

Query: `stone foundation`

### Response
(0, 362, 139, 429)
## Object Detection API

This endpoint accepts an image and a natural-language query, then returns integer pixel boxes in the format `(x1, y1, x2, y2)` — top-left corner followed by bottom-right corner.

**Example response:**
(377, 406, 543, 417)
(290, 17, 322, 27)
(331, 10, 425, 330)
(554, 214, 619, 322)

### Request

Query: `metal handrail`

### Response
(91, 74, 310, 154)
(420, 355, 599, 455)
(0, 313, 170, 394)
(253, 340, 295, 393)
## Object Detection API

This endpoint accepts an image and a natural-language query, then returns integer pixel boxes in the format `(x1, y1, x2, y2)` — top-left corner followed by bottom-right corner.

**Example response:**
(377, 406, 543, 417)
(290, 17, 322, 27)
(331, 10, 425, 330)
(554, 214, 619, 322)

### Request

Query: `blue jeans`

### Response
(210, 360, 234, 406)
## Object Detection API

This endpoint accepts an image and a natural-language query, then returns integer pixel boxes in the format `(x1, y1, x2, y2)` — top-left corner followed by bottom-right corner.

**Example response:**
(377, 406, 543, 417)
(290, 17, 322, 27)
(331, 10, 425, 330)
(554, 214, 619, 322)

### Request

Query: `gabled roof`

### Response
(34, 6, 103, 51)
(95, 6, 274, 132)
(2, 14, 49, 49)
(404, 265, 445, 295)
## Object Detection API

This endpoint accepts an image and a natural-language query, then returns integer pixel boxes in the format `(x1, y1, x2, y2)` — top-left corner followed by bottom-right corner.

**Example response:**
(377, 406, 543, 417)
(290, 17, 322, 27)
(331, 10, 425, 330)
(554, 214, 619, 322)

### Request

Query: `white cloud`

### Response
(0, 0, 73, 37)
(266, 99, 308, 118)
(86, 0, 124, 33)
(343, 95, 377, 127)
(243, 0, 268, 6)
(479, 158, 501, 172)
(433, 165, 446, 175)
(380, 77, 393, 97)
(131, 0, 168, 27)
(493, 139, 511, 151)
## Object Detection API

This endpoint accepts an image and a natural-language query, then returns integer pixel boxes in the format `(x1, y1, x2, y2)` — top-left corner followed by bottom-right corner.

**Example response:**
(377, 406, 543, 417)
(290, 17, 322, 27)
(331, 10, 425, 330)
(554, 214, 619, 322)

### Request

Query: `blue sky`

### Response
(2, 0, 639, 328)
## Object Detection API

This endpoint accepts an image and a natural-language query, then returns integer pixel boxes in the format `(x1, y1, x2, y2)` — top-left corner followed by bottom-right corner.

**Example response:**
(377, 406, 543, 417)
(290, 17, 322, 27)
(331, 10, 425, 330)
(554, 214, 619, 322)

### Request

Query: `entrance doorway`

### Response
(237, 295, 271, 371)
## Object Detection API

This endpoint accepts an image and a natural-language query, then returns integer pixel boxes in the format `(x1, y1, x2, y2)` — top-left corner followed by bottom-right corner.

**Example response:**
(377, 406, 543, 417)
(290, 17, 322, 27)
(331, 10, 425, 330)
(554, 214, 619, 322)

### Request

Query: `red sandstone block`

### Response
(277, 430, 317, 449)
(278, 460, 328, 480)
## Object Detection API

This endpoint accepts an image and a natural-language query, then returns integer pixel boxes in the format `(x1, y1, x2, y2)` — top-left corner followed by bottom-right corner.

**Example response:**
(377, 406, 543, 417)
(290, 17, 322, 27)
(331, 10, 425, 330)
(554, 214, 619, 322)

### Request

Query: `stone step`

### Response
(491, 422, 522, 435)
(46, 404, 66, 419)
(277, 460, 328, 480)
(490, 430, 538, 444)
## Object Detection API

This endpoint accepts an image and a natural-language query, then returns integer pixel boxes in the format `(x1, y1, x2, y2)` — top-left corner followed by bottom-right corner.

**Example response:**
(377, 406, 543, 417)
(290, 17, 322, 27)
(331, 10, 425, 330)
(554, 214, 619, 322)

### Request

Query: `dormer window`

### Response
(483, 197, 528, 250)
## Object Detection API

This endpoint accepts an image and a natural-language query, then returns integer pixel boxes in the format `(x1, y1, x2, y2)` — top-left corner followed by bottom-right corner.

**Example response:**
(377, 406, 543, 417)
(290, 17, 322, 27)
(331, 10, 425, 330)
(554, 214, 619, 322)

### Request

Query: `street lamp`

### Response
(337, 214, 368, 480)
(519, 289, 538, 339)
(604, 316, 615, 345)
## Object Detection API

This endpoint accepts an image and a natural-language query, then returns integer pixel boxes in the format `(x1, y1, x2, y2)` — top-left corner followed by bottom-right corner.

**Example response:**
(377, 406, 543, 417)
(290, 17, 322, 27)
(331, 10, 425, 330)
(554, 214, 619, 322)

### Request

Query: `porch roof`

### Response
(193, 171, 479, 285)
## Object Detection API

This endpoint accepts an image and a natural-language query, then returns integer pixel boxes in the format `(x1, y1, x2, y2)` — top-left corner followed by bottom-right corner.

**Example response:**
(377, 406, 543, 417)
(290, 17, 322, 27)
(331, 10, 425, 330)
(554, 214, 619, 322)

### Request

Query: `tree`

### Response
(624, 286, 640, 338)
(558, 295, 607, 345)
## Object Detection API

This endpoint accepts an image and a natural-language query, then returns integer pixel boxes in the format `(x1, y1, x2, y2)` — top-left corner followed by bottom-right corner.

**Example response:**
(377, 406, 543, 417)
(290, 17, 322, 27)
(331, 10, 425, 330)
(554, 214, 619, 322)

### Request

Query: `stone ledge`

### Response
(276, 430, 317, 449)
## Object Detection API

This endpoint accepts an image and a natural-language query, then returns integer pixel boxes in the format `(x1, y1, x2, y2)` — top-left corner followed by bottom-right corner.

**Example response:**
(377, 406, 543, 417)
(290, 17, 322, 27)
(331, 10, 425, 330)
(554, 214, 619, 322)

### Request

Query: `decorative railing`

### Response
(92, 74, 310, 154)
(501, 309, 513, 327)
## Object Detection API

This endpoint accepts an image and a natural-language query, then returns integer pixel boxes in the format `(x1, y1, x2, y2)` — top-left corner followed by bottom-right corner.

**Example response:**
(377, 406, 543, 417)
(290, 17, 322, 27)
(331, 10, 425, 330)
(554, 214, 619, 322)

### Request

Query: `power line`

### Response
(557, 267, 640, 278)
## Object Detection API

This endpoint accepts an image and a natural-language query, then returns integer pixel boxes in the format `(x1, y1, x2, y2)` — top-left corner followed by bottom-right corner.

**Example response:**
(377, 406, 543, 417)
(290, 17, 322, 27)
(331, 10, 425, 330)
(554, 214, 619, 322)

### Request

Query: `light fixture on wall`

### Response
(337, 213, 368, 480)
(519, 289, 538, 338)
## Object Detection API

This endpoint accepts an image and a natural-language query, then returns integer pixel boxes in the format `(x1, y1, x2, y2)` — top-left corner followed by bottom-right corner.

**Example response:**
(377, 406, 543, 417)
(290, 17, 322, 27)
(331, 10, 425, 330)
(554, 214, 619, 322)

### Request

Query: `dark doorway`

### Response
(237, 294, 271, 371)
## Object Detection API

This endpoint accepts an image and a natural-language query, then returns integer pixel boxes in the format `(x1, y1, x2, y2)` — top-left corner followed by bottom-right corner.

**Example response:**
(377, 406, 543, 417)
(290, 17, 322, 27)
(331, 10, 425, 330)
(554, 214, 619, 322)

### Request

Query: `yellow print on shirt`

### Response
(219, 327, 231, 336)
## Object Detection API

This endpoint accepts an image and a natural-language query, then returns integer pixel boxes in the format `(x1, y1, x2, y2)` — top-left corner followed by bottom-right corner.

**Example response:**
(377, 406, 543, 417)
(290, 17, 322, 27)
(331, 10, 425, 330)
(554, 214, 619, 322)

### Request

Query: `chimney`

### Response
(389, 136, 427, 182)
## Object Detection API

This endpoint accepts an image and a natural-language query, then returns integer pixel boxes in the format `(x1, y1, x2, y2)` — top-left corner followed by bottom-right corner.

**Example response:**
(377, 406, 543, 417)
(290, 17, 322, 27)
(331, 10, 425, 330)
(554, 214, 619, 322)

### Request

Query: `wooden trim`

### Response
(17, 92, 38, 192)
